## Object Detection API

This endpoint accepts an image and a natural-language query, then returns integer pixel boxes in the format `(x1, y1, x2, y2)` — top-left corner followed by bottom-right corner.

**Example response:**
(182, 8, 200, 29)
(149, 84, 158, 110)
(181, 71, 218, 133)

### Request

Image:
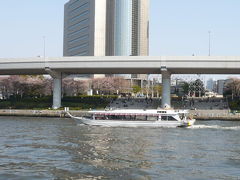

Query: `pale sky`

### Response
(1, 0, 240, 58)
(0, 0, 240, 80)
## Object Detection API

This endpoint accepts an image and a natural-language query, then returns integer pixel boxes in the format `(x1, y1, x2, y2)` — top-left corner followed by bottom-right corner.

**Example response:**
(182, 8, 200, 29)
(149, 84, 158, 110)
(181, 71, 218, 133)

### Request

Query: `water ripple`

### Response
(0, 117, 240, 179)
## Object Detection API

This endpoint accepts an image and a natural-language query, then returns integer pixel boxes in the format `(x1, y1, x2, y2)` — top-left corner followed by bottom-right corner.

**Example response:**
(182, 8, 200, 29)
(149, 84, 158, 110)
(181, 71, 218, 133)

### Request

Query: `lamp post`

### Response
(43, 36, 46, 59)
(208, 31, 211, 56)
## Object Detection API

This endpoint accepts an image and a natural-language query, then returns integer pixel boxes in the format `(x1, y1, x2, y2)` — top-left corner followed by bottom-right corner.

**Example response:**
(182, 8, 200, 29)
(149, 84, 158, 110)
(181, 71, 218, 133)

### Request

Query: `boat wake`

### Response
(188, 125, 240, 130)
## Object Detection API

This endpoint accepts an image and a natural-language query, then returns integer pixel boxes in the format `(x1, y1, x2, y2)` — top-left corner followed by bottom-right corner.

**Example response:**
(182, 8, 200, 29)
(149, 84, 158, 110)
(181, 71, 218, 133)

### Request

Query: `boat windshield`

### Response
(161, 116, 178, 121)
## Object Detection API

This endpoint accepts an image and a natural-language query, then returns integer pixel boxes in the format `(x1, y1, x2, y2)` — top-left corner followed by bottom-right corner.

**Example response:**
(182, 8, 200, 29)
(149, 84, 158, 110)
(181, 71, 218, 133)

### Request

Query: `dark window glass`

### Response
(168, 116, 177, 121)
(161, 116, 177, 121)
(161, 116, 168, 120)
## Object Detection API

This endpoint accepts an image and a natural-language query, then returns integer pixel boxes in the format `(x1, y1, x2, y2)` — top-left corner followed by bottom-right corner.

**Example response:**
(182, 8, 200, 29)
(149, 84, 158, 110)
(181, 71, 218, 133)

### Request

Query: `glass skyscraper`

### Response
(114, 0, 133, 56)
(64, 0, 149, 57)
(64, 0, 107, 56)
(113, 0, 149, 56)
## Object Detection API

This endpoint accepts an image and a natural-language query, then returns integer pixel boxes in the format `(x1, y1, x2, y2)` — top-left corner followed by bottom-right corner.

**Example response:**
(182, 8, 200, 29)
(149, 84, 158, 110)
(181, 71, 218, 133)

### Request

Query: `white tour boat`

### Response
(65, 108, 196, 128)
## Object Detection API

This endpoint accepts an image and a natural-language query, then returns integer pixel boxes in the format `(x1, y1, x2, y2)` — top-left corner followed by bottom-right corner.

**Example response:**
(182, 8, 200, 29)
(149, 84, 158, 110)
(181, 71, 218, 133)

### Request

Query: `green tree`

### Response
(132, 85, 141, 94)
(182, 82, 189, 95)
(154, 85, 162, 97)
(189, 79, 205, 97)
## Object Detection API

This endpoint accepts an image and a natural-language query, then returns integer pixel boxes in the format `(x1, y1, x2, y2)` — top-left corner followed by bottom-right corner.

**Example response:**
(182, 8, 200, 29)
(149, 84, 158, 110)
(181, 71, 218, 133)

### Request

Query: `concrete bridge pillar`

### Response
(161, 69, 171, 108)
(45, 68, 62, 109)
(52, 74, 62, 109)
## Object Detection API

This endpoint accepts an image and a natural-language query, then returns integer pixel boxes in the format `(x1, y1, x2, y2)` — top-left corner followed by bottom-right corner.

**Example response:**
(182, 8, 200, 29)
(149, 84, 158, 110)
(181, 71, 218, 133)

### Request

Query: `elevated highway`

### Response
(1, 56, 240, 75)
(1, 56, 240, 109)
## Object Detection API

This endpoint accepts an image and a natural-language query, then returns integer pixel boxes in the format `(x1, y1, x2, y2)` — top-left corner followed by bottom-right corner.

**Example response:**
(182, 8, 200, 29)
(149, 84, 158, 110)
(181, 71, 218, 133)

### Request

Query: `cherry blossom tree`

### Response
(63, 78, 88, 96)
(92, 77, 130, 95)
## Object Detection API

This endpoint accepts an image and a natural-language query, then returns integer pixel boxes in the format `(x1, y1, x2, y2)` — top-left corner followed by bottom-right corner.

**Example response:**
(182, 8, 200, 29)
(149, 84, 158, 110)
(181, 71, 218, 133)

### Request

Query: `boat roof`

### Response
(89, 109, 188, 116)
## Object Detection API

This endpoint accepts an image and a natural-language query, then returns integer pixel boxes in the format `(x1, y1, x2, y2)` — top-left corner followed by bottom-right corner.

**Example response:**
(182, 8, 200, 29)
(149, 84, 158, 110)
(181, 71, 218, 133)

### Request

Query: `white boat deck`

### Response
(65, 107, 195, 128)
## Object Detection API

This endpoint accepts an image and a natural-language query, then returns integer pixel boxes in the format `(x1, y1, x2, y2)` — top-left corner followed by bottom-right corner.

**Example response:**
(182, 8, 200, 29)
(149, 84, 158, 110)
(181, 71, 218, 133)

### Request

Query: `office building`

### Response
(206, 78, 214, 91)
(110, 0, 149, 80)
(63, 0, 107, 56)
(217, 80, 226, 95)
(64, 0, 149, 80)
(64, 0, 149, 57)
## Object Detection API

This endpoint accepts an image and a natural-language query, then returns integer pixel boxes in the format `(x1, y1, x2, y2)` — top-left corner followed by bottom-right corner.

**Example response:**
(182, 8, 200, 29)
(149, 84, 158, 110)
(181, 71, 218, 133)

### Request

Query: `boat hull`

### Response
(72, 117, 195, 128)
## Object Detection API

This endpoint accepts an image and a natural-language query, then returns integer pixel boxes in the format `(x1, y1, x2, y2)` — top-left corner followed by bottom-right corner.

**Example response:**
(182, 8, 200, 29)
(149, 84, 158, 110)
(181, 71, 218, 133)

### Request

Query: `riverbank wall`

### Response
(0, 109, 240, 121)
(190, 110, 240, 121)
(0, 109, 87, 118)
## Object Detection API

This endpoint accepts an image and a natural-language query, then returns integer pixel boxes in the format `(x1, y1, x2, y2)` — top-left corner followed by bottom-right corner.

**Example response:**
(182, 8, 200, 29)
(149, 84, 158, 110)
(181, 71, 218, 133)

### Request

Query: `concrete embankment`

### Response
(0, 109, 87, 118)
(1, 109, 240, 121)
(190, 110, 240, 121)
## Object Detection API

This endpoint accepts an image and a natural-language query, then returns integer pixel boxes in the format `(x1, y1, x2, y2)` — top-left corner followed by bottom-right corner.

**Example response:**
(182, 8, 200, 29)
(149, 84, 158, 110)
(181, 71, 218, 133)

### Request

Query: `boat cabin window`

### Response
(161, 116, 168, 120)
(168, 116, 177, 121)
(147, 116, 158, 121)
(157, 111, 167, 114)
(161, 116, 177, 121)
(94, 115, 105, 120)
(93, 114, 159, 121)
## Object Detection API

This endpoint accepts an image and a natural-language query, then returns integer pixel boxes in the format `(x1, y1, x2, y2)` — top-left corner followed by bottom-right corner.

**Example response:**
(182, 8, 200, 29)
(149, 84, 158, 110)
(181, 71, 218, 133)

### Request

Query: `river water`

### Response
(0, 117, 240, 180)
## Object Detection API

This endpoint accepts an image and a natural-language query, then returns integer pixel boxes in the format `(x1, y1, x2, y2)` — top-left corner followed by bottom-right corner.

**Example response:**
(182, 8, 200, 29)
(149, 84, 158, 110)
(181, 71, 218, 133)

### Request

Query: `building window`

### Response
(70, 10, 89, 23)
(72, 50, 89, 56)
(69, 2, 89, 15)
(68, 19, 89, 31)
(68, 34, 89, 44)
(68, 43, 89, 52)
(68, 26, 89, 37)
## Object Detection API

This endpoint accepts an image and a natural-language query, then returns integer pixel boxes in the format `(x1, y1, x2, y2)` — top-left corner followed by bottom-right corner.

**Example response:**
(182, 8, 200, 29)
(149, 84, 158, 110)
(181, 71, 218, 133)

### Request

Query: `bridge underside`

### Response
(0, 68, 240, 75)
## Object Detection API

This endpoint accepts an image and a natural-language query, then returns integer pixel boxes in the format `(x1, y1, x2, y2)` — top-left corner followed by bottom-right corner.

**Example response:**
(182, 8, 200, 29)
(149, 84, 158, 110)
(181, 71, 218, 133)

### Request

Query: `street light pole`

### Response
(43, 36, 46, 59)
(208, 31, 211, 56)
